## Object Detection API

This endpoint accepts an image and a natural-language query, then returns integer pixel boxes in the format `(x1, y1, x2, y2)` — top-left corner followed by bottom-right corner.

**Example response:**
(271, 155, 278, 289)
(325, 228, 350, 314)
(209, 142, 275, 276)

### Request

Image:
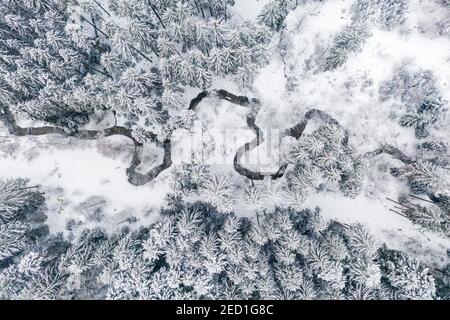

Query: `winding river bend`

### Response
(0, 89, 418, 186)
(1, 89, 439, 207)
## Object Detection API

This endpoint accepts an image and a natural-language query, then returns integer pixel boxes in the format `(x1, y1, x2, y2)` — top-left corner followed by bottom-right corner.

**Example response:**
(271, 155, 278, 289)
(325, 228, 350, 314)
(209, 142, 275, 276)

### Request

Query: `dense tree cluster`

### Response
(69, 0, 272, 91)
(379, 69, 447, 139)
(375, 67, 449, 240)
(1, 0, 273, 141)
(286, 123, 366, 198)
(167, 163, 237, 213)
(64, 0, 273, 139)
(0, 194, 441, 300)
(0, 0, 91, 128)
(160, 13, 271, 88)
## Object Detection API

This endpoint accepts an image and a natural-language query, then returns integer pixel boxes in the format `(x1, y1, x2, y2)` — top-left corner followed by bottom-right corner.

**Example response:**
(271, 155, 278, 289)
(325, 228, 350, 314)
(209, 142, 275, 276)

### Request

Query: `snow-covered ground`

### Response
(0, 131, 169, 237)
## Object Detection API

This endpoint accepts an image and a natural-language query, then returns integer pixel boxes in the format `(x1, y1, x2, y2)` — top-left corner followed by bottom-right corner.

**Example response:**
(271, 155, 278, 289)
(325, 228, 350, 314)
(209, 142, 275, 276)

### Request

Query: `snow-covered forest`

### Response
(0, 0, 449, 300)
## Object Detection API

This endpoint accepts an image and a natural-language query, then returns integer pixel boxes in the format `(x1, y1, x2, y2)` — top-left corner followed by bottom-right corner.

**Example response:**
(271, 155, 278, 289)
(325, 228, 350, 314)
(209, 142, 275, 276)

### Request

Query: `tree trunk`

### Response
(90, 66, 112, 79)
(79, 14, 107, 37)
(148, 1, 166, 29)
(11, 186, 40, 192)
(193, 0, 204, 17)
(129, 44, 153, 63)
(92, 0, 111, 16)
(91, 14, 98, 38)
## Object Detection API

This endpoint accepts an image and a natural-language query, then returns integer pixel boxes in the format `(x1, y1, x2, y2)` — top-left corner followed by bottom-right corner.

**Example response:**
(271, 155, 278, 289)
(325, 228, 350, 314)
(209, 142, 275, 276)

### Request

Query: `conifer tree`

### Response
(0, 178, 45, 261)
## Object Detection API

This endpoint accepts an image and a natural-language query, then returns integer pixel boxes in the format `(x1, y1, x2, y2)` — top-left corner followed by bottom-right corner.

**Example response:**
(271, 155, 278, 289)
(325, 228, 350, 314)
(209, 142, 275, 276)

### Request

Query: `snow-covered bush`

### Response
(393, 161, 450, 237)
(169, 162, 210, 197)
(202, 174, 235, 213)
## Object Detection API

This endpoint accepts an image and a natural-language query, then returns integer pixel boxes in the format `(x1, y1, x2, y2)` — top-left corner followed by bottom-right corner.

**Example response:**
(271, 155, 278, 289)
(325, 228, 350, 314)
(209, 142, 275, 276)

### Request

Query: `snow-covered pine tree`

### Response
(243, 185, 263, 209)
(405, 205, 449, 237)
(324, 23, 370, 71)
(378, 246, 436, 300)
(208, 47, 227, 75)
(402, 161, 449, 196)
(258, 1, 283, 31)
(344, 224, 383, 291)
(203, 174, 235, 213)
(0, 178, 45, 262)
(234, 64, 258, 88)
(157, 35, 180, 58)
(399, 98, 445, 138)
(0, 251, 58, 299)
(258, 0, 297, 31)
(169, 162, 210, 197)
